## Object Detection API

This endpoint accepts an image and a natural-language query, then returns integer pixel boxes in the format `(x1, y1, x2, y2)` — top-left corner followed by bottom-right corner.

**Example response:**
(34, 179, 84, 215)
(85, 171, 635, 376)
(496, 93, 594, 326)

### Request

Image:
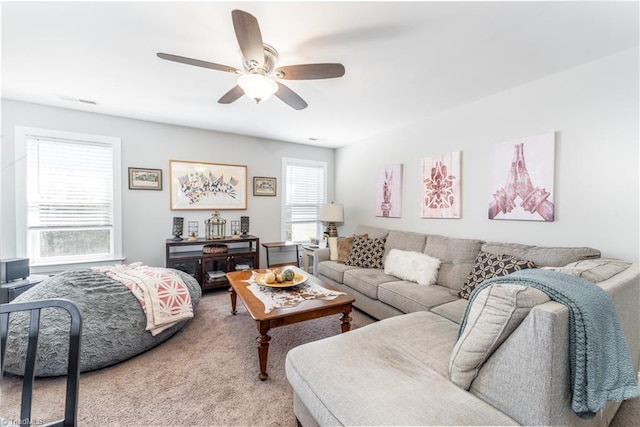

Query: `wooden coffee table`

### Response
(226, 268, 355, 380)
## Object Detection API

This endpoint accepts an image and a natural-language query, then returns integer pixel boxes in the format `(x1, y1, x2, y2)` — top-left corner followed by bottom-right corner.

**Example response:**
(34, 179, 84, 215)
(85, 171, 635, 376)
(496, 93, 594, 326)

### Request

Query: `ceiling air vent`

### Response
(56, 93, 99, 105)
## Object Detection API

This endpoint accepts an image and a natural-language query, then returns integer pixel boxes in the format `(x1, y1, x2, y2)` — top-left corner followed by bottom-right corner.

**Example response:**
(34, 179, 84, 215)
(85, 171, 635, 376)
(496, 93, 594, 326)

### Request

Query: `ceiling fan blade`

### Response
(231, 10, 264, 69)
(275, 82, 308, 110)
(276, 63, 345, 80)
(157, 53, 240, 74)
(218, 85, 244, 104)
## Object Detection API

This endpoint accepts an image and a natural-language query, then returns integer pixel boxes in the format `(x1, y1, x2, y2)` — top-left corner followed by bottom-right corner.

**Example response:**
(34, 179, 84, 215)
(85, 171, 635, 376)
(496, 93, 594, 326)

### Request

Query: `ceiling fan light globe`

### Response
(238, 74, 278, 104)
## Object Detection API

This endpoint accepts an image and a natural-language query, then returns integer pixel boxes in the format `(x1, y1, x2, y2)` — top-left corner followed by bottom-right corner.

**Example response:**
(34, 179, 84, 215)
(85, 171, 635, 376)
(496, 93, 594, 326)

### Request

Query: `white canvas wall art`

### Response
(488, 132, 555, 221)
(375, 164, 402, 218)
(421, 151, 461, 219)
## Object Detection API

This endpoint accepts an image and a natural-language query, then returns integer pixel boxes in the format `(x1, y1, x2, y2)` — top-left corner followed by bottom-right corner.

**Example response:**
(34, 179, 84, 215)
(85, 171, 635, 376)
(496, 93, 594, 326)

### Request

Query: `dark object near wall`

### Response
(1, 258, 29, 283)
(241, 216, 250, 236)
(172, 217, 184, 241)
(0, 276, 46, 303)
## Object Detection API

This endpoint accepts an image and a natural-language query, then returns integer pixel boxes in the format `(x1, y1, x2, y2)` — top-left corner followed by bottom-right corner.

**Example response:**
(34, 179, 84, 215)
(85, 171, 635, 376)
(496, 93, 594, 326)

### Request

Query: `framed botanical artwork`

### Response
(170, 160, 247, 210)
(128, 167, 162, 190)
(421, 151, 462, 219)
(488, 132, 555, 221)
(375, 164, 402, 218)
(253, 176, 277, 196)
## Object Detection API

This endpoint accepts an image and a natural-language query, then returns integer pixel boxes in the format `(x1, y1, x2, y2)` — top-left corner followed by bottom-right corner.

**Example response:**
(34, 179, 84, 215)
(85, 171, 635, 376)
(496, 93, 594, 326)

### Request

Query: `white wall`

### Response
(3, 48, 637, 267)
(336, 48, 639, 261)
(1, 100, 335, 268)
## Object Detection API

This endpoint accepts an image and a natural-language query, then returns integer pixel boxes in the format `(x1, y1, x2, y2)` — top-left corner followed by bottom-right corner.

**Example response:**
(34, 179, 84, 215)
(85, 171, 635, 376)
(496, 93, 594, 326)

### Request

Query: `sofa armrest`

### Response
(470, 301, 573, 426)
(595, 263, 640, 371)
(313, 248, 330, 276)
(469, 264, 640, 426)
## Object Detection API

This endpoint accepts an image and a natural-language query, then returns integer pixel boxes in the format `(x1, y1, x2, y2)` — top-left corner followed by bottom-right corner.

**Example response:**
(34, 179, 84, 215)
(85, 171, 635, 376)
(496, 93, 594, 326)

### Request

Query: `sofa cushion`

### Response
(424, 235, 484, 292)
(542, 258, 630, 283)
(343, 268, 399, 299)
(431, 299, 469, 324)
(458, 251, 536, 299)
(480, 242, 600, 267)
(317, 260, 359, 284)
(449, 284, 550, 390)
(384, 249, 441, 286)
(354, 225, 389, 239)
(383, 230, 427, 260)
(378, 282, 458, 313)
(345, 236, 386, 269)
(286, 311, 518, 426)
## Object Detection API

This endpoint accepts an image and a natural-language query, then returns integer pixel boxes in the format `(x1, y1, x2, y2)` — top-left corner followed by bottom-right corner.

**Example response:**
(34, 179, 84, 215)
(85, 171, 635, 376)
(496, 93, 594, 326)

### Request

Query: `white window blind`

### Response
(26, 135, 116, 264)
(283, 158, 326, 242)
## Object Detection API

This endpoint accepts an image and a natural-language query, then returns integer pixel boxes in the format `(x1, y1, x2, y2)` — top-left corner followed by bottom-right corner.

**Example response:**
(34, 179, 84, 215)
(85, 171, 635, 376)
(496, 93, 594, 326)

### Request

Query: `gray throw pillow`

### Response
(542, 258, 630, 283)
(449, 284, 550, 389)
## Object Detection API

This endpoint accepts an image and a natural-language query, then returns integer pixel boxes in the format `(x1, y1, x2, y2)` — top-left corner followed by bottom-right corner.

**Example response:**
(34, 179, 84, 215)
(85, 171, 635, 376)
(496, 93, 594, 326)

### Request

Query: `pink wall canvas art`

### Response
(421, 151, 461, 218)
(375, 164, 402, 218)
(488, 132, 555, 221)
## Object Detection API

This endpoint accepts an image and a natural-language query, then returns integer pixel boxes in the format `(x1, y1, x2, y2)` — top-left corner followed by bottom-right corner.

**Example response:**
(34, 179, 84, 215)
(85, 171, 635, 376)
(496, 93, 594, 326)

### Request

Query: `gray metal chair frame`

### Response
(1, 298, 82, 427)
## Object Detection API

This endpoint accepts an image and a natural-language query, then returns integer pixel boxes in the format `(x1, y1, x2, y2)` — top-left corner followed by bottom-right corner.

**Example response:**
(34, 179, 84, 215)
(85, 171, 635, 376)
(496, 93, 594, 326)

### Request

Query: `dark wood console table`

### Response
(165, 235, 259, 290)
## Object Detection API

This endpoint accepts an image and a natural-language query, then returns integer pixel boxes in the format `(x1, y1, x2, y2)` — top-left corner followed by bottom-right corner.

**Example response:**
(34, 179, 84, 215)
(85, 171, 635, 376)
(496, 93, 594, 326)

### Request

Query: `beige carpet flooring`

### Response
(1, 289, 638, 426)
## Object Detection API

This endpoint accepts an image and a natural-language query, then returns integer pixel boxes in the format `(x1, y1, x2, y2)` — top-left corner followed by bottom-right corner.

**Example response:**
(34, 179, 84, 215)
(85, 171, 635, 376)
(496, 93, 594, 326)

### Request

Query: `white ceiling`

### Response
(2, 1, 638, 148)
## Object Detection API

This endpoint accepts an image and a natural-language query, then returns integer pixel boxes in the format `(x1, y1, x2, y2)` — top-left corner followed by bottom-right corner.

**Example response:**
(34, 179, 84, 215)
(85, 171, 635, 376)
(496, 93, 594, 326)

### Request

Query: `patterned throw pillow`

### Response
(337, 234, 368, 263)
(345, 236, 386, 269)
(458, 251, 536, 299)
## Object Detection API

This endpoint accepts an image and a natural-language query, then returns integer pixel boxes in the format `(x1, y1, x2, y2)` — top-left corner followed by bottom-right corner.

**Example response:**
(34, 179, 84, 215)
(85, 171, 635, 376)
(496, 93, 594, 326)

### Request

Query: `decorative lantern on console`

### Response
(172, 217, 184, 241)
(240, 216, 250, 237)
(230, 220, 240, 238)
(187, 221, 199, 241)
(205, 211, 227, 239)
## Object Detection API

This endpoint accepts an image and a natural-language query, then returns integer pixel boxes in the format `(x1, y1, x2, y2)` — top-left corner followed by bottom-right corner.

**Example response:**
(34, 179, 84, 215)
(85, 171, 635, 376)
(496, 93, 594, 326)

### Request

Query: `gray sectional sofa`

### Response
(285, 225, 640, 426)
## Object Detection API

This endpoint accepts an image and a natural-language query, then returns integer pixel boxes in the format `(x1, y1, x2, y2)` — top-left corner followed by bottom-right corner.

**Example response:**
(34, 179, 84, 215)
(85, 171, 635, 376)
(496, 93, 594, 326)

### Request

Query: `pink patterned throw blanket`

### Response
(92, 263, 194, 336)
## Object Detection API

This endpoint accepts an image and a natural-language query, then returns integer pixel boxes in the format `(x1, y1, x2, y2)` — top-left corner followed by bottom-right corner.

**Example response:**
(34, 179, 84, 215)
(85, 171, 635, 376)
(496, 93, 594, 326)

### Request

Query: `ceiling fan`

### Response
(157, 9, 345, 110)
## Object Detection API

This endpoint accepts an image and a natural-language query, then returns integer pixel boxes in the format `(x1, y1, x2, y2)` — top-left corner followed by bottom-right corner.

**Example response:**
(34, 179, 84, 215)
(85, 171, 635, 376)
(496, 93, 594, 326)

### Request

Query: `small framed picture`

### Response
(253, 176, 277, 196)
(128, 167, 162, 190)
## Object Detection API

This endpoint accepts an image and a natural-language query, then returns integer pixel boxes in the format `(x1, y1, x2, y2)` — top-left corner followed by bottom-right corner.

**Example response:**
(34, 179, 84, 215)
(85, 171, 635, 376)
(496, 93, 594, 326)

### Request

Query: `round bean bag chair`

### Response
(3, 266, 201, 377)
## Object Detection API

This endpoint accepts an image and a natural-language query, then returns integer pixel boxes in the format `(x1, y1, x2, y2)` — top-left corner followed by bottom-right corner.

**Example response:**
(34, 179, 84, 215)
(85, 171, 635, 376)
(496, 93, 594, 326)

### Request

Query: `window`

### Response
(282, 158, 327, 242)
(15, 127, 122, 268)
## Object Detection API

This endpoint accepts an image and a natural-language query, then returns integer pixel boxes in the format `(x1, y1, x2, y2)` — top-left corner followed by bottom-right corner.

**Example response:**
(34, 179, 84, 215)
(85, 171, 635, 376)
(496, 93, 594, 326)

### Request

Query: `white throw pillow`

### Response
(449, 284, 550, 390)
(383, 249, 441, 285)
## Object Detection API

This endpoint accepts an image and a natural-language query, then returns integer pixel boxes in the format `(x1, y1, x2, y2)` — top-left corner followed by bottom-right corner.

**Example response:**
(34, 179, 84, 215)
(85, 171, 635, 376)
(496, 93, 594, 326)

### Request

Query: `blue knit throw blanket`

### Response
(457, 269, 639, 419)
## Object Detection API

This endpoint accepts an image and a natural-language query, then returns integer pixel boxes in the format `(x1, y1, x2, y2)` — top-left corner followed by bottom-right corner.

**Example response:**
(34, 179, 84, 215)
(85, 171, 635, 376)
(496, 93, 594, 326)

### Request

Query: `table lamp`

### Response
(320, 203, 344, 237)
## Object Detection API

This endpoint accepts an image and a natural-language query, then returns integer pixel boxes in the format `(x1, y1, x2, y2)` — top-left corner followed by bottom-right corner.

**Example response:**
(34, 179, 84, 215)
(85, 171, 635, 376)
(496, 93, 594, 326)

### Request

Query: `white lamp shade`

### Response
(238, 74, 278, 103)
(320, 203, 344, 222)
